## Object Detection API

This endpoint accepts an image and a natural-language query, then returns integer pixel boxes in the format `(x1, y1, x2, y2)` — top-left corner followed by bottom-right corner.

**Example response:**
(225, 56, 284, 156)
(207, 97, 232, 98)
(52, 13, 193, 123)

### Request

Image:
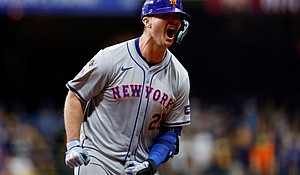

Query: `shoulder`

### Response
(92, 39, 135, 63)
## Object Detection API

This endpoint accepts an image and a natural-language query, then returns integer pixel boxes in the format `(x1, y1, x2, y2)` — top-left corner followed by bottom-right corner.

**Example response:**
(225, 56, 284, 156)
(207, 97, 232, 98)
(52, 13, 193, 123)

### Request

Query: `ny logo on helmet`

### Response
(170, 0, 177, 6)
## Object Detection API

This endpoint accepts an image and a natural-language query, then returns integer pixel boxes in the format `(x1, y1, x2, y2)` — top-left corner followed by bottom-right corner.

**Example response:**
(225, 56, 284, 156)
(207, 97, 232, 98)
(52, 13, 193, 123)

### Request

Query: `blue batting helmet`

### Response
(141, 0, 189, 18)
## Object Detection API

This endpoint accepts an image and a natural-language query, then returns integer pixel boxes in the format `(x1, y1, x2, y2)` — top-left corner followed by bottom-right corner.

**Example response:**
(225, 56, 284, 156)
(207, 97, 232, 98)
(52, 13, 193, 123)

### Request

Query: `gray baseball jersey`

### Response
(66, 38, 190, 174)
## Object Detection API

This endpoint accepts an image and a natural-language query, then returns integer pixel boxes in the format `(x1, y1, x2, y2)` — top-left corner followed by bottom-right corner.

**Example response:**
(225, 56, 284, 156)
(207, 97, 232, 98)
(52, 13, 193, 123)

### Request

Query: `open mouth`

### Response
(166, 28, 175, 38)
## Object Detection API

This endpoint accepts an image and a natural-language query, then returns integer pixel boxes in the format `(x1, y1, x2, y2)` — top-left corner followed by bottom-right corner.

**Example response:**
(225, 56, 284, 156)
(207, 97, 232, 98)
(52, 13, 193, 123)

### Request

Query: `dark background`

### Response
(1, 1, 299, 113)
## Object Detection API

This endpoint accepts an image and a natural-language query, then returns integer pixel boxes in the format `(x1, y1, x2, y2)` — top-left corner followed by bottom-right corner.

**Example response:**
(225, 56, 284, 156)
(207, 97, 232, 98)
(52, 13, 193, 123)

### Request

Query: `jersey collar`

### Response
(134, 38, 168, 68)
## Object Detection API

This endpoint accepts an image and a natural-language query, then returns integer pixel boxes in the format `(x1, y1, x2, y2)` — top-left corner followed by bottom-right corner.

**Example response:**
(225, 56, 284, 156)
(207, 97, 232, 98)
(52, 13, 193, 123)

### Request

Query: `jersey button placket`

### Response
(132, 69, 153, 157)
(135, 131, 140, 136)
(130, 74, 148, 157)
(146, 70, 152, 84)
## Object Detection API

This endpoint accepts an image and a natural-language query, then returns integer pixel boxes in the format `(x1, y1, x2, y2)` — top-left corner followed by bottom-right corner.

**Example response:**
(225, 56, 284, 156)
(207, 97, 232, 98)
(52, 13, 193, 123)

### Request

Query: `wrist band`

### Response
(66, 140, 80, 150)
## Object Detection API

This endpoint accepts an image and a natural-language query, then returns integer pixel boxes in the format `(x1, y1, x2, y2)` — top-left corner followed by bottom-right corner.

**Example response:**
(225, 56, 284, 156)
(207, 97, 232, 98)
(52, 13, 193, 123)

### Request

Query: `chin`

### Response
(164, 38, 174, 47)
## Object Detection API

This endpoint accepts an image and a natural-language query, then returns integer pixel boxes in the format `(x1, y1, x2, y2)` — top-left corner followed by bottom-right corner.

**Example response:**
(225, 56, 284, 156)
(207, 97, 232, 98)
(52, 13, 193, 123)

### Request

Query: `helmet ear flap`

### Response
(176, 20, 189, 44)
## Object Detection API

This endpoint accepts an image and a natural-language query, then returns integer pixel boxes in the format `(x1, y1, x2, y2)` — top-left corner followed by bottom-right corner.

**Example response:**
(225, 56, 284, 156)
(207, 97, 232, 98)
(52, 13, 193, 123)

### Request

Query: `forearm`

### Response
(64, 91, 85, 142)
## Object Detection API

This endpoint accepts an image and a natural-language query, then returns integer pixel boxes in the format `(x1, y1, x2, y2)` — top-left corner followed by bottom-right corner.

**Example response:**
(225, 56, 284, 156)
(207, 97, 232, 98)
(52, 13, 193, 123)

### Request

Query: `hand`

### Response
(65, 140, 90, 168)
(124, 160, 156, 175)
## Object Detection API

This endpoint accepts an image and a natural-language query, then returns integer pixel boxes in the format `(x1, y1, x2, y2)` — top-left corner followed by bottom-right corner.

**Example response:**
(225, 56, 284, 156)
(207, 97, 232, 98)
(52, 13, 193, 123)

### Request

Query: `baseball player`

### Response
(63, 0, 191, 174)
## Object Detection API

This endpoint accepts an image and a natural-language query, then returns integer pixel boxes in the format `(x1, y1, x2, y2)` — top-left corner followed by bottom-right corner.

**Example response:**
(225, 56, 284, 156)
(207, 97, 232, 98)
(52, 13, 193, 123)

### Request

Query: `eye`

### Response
(164, 13, 182, 20)
(163, 13, 171, 18)
(154, 13, 181, 20)
(155, 14, 170, 19)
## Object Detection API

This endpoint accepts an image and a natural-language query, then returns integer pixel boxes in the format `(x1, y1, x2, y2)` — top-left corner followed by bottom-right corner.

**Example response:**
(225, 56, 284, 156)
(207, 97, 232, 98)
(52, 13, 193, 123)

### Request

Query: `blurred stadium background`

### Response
(0, 0, 300, 174)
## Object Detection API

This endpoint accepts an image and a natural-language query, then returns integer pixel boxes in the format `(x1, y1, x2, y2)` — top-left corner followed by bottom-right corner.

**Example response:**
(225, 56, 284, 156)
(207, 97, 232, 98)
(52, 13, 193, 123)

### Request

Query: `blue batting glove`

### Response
(65, 140, 90, 168)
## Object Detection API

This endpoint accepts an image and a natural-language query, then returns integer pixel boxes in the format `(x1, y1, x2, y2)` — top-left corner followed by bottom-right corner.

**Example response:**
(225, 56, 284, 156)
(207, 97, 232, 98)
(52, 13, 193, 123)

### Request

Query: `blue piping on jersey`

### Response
(162, 121, 190, 126)
(77, 167, 80, 175)
(135, 38, 154, 67)
(134, 38, 172, 157)
(124, 40, 146, 162)
(66, 83, 88, 103)
(133, 46, 174, 159)
(135, 38, 166, 67)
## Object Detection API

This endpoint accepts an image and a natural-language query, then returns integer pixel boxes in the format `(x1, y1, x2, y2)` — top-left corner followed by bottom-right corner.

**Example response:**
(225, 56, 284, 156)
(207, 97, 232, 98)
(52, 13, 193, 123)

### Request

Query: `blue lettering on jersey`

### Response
(111, 84, 174, 109)
(130, 84, 142, 97)
(112, 86, 121, 99)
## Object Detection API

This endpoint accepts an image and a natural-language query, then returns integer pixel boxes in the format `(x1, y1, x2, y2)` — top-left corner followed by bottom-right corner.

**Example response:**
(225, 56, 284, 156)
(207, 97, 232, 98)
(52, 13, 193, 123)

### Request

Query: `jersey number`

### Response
(148, 113, 166, 130)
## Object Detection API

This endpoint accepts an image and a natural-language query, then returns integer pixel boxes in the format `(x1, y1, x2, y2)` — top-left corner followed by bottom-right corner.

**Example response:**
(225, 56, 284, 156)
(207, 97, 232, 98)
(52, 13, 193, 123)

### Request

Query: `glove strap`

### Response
(66, 140, 81, 150)
(147, 159, 157, 175)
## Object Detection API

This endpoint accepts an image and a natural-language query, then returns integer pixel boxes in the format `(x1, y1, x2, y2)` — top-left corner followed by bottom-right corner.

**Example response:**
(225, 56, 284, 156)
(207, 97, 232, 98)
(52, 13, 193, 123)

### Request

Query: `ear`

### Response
(142, 17, 152, 28)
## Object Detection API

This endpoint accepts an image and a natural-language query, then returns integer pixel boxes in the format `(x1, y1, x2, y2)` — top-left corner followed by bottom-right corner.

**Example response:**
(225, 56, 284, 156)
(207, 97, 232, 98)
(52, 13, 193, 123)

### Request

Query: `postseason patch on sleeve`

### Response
(184, 105, 190, 116)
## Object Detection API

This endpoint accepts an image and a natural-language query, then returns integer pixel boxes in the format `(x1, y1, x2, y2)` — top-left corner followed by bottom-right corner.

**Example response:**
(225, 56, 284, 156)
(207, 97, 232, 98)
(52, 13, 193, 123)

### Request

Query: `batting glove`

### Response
(65, 140, 90, 168)
(124, 160, 157, 175)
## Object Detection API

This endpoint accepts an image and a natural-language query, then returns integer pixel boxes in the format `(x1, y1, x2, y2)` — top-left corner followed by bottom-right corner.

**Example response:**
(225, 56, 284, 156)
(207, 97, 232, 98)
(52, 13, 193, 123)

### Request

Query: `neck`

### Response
(139, 34, 167, 64)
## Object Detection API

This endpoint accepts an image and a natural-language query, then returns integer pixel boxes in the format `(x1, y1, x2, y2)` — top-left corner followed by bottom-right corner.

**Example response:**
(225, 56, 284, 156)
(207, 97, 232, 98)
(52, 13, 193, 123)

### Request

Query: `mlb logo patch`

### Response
(184, 105, 190, 116)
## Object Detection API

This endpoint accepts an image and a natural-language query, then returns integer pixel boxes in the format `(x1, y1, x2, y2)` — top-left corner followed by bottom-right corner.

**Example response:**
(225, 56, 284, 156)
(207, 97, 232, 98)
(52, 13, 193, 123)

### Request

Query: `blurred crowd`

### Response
(0, 96, 300, 175)
(0, 103, 71, 175)
(161, 97, 300, 175)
